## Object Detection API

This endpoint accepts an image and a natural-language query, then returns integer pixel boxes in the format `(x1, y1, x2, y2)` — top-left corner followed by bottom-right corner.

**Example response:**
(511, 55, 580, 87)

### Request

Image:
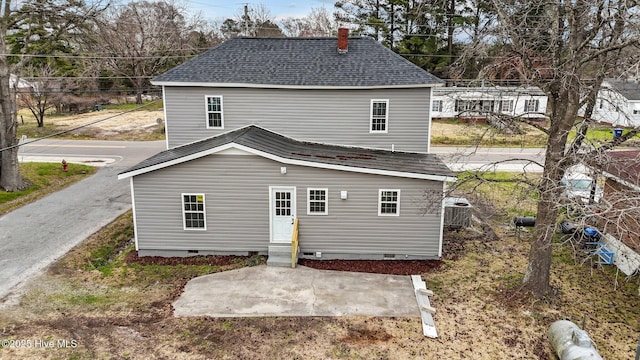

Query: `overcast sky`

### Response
(191, 0, 336, 22)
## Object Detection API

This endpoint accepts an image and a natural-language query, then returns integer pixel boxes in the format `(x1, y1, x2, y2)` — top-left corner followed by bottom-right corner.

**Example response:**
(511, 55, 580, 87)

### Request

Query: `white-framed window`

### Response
(378, 189, 400, 216)
(500, 100, 513, 112)
(455, 100, 493, 112)
(307, 188, 328, 215)
(455, 100, 473, 112)
(633, 109, 640, 115)
(524, 99, 539, 112)
(182, 193, 206, 230)
(370, 99, 388, 133)
(432, 100, 442, 112)
(205, 95, 224, 128)
(481, 100, 494, 112)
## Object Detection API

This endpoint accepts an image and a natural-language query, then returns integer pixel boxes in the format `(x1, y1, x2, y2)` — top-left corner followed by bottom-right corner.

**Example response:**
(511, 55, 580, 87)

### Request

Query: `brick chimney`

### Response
(337, 28, 349, 54)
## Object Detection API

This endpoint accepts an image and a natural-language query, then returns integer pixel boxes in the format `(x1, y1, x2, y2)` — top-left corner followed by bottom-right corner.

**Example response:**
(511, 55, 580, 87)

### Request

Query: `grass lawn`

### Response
(431, 119, 640, 147)
(0, 162, 96, 215)
(0, 173, 638, 359)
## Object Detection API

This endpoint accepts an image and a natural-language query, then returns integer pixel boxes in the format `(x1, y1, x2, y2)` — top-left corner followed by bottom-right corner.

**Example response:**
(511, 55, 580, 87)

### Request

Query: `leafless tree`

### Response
(0, 0, 107, 191)
(92, 0, 205, 103)
(483, 0, 640, 297)
(16, 65, 58, 127)
(280, 7, 336, 37)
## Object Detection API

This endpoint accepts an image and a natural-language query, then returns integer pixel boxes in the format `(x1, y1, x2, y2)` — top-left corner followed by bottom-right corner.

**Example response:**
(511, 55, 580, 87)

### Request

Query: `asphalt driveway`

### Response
(0, 140, 165, 304)
(173, 265, 420, 317)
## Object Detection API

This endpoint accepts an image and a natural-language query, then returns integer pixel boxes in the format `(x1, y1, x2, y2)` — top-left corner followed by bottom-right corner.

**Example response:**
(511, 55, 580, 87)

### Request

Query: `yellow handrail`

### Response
(291, 218, 299, 268)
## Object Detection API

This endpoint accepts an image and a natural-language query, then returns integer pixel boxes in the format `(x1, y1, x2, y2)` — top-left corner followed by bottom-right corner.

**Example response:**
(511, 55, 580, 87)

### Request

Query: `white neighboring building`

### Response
(591, 79, 640, 127)
(431, 86, 548, 121)
(9, 74, 34, 91)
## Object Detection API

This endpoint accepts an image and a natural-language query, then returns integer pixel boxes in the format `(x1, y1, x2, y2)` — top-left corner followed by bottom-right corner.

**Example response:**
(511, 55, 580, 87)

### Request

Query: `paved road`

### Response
(18, 138, 166, 166)
(0, 139, 165, 303)
(431, 146, 546, 172)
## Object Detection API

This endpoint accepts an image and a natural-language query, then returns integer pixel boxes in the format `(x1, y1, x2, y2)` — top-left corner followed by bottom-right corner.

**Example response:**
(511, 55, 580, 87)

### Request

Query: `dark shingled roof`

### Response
(152, 37, 442, 87)
(605, 79, 640, 100)
(119, 126, 454, 180)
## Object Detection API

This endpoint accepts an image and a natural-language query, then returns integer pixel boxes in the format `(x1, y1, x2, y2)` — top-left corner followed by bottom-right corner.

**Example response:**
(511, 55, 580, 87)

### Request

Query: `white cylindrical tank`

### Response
(548, 320, 603, 360)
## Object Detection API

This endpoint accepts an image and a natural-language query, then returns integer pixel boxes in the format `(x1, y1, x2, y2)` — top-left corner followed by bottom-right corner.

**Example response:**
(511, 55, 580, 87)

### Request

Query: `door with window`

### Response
(270, 187, 296, 243)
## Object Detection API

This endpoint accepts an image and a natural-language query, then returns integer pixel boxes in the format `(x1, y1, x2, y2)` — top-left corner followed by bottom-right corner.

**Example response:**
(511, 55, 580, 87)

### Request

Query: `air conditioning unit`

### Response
(443, 197, 472, 229)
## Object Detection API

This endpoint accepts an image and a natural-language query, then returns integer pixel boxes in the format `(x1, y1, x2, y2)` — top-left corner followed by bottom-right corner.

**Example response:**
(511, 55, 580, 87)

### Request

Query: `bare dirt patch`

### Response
(50, 109, 165, 139)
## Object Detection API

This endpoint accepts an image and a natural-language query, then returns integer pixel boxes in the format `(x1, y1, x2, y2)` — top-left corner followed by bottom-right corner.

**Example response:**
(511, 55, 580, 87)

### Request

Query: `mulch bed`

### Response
(299, 259, 442, 275)
(124, 251, 441, 275)
(123, 251, 253, 266)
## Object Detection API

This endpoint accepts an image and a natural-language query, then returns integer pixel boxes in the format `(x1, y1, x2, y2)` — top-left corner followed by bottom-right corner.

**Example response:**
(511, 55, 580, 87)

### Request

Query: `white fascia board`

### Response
(601, 171, 640, 192)
(150, 81, 437, 90)
(130, 177, 139, 251)
(162, 86, 169, 150)
(438, 181, 446, 258)
(118, 142, 456, 182)
(117, 142, 240, 179)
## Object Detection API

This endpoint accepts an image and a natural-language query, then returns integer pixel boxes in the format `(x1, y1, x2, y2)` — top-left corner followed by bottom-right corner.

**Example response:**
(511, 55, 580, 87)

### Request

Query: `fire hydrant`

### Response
(61, 159, 68, 171)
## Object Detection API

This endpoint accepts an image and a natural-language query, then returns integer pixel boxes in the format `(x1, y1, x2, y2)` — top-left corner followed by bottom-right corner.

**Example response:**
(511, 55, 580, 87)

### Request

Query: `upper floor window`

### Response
(182, 194, 206, 230)
(206, 95, 224, 128)
(524, 99, 539, 113)
(499, 100, 513, 112)
(378, 189, 400, 216)
(633, 109, 640, 115)
(432, 100, 443, 112)
(370, 99, 388, 133)
(307, 188, 328, 215)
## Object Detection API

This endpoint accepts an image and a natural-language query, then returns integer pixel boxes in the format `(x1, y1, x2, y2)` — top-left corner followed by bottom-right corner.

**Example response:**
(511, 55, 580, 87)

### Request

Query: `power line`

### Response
(1, 100, 161, 153)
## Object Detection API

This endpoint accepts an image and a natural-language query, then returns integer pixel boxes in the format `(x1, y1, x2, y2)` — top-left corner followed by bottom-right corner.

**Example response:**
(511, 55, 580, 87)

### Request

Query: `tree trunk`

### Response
(522, 86, 579, 297)
(0, 3, 26, 191)
(0, 75, 24, 191)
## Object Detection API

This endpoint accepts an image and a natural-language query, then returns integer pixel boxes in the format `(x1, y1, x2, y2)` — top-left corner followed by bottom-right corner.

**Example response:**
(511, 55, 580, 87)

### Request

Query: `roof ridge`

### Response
(235, 36, 365, 40)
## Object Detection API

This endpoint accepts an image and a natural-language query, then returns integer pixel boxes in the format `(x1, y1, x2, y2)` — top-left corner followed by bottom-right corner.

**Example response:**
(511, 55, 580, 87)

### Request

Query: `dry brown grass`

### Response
(431, 120, 548, 146)
(1, 201, 639, 359)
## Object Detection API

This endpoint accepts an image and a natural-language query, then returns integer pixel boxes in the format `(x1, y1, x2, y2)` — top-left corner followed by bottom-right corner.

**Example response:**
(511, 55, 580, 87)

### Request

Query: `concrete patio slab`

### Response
(173, 265, 420, 317)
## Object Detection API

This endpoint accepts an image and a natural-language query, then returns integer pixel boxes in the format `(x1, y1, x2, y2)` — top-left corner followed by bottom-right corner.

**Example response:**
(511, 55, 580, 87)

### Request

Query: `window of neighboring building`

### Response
(205, 96, 224, 128)
(455, 100, 473, 112)
(500, 100, 513, 112)
(182, 194, 206, 230)
(524, 99, 539, 112)
(432, 100, 442, 112)
(378, 189, 400, 216)
(307, 188, 328, 215)
(370, 99, 389, 133)
(481, 100, 494, 112)
(454, 100, 493, 112)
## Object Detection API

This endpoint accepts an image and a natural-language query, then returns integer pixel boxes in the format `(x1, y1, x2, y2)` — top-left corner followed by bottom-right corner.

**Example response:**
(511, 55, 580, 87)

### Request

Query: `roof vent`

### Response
(337, 28, 349, 54)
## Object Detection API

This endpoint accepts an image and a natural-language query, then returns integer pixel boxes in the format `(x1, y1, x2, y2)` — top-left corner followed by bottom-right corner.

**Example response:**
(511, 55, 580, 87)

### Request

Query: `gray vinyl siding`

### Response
(164, 87, 432, 153)
(132, 154, 443, 257)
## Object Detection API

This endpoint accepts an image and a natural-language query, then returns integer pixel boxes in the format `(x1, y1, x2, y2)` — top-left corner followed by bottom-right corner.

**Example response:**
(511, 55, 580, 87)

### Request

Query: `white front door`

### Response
(270, 186, 296, 243)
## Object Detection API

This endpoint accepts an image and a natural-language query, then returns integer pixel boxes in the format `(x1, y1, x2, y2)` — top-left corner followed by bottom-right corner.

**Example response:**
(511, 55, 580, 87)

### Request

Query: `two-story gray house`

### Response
(118, 31, 455, 265)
